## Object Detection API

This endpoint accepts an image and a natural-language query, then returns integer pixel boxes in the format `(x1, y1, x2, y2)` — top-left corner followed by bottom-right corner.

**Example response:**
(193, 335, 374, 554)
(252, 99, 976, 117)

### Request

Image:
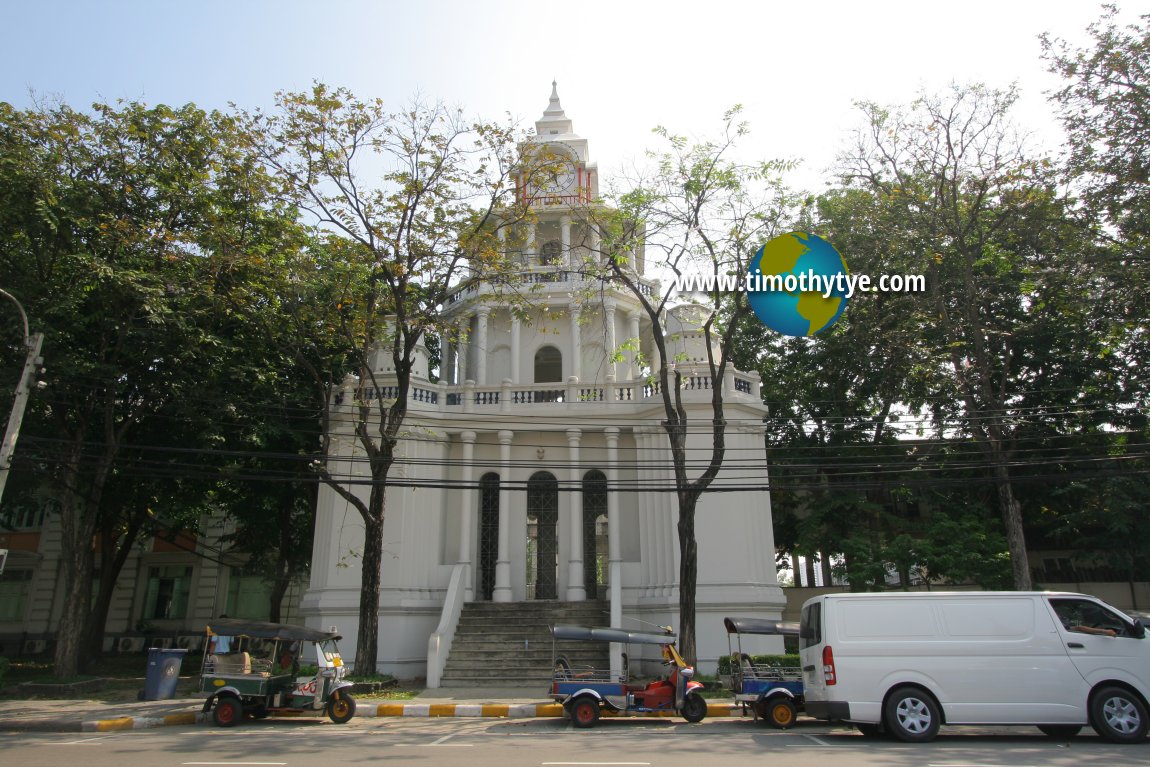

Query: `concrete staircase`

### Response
(438, 600, 611, 687)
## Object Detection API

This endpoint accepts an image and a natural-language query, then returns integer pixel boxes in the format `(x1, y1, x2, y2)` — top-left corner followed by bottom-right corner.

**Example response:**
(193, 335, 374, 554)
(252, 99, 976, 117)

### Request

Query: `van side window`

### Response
(1050, 598, 1135, 638)
(800, 602, 821, 649)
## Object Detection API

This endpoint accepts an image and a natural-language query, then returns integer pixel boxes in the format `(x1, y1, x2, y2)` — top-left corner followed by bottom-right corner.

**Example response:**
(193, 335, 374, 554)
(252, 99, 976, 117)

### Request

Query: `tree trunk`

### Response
(677, 497, 699, 665)
(354, 492, 385, 676)
(993, 462, 1032, 589)
(82, 513, 144, 668)
(54, 499, 97, 678)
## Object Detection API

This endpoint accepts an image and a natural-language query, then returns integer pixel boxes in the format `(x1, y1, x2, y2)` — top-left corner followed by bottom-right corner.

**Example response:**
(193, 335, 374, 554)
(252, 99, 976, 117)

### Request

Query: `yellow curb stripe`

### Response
(375, 703, 406, 716)
(428, 704, 456, 717)
(481, 704, 509, 717)
(706, 703, 735, 716)
(161, 713, 199, 726)
(535, 704, 564, 717)
(92, 717, 136, 732)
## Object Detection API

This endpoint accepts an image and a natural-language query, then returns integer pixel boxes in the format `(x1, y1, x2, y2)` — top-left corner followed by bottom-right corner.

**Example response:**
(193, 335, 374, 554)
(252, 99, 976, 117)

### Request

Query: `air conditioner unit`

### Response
(118, 636, 146, 653)
(151, 637, 174, 649)
(22, 639, 47, 655)
(176, 635, 203, 651)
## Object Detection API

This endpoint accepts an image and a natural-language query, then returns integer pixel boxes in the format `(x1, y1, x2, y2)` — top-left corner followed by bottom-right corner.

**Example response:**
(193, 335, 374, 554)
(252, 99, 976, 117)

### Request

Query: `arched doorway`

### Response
(478, 473, 500, 601)
(582, 470, 608, 598)
(534, 345, 563, 383)
(527, 471, 558, 600)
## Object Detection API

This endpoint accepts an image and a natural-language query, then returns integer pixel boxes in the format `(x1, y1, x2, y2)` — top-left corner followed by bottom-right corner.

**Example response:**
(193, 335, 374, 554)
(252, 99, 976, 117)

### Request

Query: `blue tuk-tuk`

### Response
(550, 625, 708, 728)
(723, 616, 803, 728)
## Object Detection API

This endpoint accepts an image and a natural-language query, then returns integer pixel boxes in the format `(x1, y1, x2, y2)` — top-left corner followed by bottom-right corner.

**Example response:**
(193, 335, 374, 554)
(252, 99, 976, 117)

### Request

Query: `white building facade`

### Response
(300, 85, 786, 680)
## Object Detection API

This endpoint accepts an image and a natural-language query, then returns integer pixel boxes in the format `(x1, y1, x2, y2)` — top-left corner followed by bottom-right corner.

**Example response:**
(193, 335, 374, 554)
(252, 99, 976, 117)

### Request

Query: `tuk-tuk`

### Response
(722, 616, 803, 728)
(550, 624, 707, 728)
(198, 618, 356, 726)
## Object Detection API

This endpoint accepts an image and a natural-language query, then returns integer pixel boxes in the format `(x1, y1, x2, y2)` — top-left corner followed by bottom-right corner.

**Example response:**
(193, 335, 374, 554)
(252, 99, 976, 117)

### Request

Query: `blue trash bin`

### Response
(144, 647, 189, 700)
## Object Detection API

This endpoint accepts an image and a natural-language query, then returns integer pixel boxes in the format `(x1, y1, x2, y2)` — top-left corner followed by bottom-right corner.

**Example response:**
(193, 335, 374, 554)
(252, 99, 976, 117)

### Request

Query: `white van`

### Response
(798, 591, 1149, 743)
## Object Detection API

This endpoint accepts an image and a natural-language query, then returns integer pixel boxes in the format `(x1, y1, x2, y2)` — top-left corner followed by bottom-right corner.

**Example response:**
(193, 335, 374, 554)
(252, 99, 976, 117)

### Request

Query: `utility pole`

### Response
(0, 288, 44, 509)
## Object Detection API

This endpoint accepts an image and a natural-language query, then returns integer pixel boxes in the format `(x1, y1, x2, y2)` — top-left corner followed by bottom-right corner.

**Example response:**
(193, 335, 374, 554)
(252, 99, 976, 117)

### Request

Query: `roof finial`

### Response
(546, 80, 564, 116)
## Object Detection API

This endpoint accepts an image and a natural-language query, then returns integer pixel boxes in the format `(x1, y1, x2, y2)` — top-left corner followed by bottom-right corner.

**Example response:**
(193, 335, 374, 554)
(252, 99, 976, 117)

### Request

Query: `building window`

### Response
(226, 568, 272, 620)
(540, 240, 562, 265)
(0, 569, 32, 621)
(479, 473, 500, 601)
(582, 470, 608, 596)
(534, 345, 562, 383)
(142, 565, 192, 620)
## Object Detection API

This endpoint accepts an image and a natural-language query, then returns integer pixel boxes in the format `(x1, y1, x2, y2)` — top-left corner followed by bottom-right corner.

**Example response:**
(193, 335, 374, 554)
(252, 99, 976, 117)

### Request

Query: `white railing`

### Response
(426, 562, 469, 689)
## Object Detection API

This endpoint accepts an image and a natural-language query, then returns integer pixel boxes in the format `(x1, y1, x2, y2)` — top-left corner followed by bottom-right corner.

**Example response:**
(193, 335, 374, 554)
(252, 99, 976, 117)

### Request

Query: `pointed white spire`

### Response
(535, 80, 574, 137)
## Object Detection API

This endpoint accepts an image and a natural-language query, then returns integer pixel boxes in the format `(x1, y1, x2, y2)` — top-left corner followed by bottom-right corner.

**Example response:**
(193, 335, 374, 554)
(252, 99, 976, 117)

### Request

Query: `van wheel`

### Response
(884, 686, 941, 743)
(1037, 725, 1081, 738)
(1090, 686, 1149, 743)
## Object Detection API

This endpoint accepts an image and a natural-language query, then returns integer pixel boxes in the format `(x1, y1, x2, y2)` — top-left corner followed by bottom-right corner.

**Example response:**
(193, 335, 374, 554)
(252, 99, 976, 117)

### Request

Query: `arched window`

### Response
(478, 473, 500, 601)
(540, 240, 562, 265)
(527, 471, 559, 600)
(582, 470, 608, 597)
(534, 345, 563, 383)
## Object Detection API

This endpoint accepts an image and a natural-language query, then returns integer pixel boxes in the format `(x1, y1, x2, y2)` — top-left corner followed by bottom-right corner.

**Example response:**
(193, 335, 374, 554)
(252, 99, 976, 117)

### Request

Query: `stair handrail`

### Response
(427, 562, 469, 688)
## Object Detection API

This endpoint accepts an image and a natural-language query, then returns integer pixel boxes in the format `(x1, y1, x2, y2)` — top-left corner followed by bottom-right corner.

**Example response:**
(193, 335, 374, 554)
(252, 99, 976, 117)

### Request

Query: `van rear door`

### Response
(799, 599, 826, 697)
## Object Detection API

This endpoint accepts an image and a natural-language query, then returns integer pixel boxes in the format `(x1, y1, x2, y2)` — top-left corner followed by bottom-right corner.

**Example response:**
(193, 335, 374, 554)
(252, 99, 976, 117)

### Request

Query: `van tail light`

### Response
(822, 645, 837, 686)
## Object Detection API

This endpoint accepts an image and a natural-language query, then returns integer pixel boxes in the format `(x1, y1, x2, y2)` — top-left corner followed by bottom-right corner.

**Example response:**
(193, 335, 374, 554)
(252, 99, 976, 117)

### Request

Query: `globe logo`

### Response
(746, 232, 850, 336)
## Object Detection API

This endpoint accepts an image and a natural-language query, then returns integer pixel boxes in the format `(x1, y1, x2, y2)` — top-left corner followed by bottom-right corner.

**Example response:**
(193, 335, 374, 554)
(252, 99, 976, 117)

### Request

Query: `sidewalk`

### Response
(0, 688, 738, 732)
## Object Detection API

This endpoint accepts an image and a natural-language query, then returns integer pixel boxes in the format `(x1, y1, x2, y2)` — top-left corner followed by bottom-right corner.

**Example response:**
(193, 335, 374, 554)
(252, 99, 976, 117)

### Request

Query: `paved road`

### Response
(4, 715, 1148, 767)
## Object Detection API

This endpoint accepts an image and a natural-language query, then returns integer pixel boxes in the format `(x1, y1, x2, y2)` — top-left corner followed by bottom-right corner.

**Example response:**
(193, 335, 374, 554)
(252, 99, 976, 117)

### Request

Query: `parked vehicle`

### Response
(197, 618, 356, 727)
(722, 616, 803, 728)
(799, 591, 1150, 743)
(550, 624, 707, 728)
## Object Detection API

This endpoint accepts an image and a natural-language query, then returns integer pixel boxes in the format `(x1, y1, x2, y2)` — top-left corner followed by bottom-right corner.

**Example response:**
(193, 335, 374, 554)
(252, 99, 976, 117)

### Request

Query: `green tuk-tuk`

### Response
(198, 618, 356, 726)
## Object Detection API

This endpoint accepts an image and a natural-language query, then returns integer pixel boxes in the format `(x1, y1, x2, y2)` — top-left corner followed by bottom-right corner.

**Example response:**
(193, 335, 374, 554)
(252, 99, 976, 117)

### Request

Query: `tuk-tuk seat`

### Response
(206, 652, 273, 676)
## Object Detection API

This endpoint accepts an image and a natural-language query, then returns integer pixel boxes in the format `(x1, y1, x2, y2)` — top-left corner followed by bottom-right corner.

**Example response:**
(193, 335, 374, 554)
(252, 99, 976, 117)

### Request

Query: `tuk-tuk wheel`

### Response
(569, 697, 600, 728)
(681, 693, 708, 723)
(213, 696, 243, 727)
(327, 692, 357, 724)
(765, 697, 797, 729)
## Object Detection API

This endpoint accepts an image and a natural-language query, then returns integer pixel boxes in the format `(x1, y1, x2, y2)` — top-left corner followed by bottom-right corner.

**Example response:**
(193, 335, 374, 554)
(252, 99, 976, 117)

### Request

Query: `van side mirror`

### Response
(1134, 619, 1146, 639)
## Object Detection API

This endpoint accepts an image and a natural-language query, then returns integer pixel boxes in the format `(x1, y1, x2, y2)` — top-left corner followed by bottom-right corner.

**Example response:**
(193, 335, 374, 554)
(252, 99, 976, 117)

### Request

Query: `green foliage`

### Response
(717, 653, 800, 675)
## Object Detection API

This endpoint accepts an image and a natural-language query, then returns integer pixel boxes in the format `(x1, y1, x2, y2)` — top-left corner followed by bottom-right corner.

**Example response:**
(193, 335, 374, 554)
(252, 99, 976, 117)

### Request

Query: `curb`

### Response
(360, 701, 736, 719)
(83, 711, 205, 731)
(12, 701, 738, 732)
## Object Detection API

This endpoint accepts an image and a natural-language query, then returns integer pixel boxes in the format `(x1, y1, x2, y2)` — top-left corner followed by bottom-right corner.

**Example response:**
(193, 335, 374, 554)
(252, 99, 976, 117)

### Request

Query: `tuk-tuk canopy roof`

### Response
(205, 618, 340, 642)
(723, 617, 800, 636)
(552, 624, 675, 645)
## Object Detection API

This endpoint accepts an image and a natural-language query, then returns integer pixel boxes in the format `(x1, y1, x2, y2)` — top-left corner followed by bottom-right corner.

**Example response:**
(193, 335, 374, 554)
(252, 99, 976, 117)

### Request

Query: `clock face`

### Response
(542, 167, 576, 193)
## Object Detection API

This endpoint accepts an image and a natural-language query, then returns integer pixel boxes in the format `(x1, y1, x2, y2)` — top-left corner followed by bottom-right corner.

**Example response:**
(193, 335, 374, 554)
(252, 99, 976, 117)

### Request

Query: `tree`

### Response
(1043, 6, 1150, 422)
(838, 84, 1107, 589)
(0, 99, 299, 676)
(245, 85, 534, 674)
(587, 108, 798, 661)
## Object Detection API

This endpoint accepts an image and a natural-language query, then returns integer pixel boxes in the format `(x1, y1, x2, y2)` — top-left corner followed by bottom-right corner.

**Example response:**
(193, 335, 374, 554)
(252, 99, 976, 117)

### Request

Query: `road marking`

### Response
(425, 733, 473, 747)
(58, 735, 121, 744)
(804, 734, 833, 746)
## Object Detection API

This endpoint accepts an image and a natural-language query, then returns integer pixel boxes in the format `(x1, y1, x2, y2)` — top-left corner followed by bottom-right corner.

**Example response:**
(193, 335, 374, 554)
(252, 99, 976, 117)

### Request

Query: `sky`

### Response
(0, 1, 1135, 193)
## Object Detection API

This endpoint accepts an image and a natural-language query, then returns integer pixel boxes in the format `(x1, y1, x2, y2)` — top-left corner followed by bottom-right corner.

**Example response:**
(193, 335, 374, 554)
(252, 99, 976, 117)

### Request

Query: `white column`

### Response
(569, 310, 582, 382)
(446, 339, 458, 386)
(493, 429, 514, 603)
(566, 428, 586, 601)
(605, 427, 623, 674)
(589, 223, 601, 262)
(605, 302, 617, 380)
(525, 223, 537, 266)
(561, 215, 572, 266)
(475, 306, 490, 386)
(458, 430, 476, 601)
(511, 316, 521, 384)
(628, 312, 641, 380)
